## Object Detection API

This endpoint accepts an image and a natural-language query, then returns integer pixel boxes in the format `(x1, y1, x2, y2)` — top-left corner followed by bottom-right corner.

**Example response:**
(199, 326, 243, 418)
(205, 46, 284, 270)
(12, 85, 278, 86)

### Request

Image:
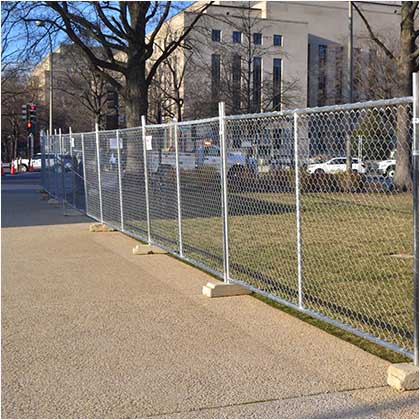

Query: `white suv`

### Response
(11, 153, 55, 172)
(307, 157, 367, 175)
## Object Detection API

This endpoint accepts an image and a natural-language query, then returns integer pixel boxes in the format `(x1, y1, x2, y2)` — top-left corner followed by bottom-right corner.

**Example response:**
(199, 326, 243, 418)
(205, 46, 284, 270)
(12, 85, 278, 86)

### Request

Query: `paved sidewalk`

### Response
(2, 174, 419, 419)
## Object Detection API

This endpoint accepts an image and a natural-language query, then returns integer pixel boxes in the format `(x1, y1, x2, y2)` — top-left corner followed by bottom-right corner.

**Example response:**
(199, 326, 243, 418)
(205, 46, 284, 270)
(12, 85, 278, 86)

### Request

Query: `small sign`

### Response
(241, 141, 252, 148)
(109, 137, 122, 150)
(146, 135, 153, 151)
(70, 137, 75, 148)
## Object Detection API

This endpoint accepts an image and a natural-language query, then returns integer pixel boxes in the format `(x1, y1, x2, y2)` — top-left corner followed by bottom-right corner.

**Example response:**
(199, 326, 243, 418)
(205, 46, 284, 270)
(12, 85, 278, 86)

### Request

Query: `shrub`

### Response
(180, 166, 220, 192)
(255, 169, 295, 192)
(300, 171, 365, 193)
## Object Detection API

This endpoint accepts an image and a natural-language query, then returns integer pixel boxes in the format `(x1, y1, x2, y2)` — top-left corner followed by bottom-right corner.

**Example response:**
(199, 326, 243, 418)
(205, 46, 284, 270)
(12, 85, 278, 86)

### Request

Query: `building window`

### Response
(212, 29, 221, 42)
(211, 54, 221, 112)
(252, 57, 262, 113)
(318, 45, 327, 105)
(232, 54, 241, 113)
(273, 58, 282, 111)
(253, 33, 262, 45)
(233, 31, 242, 44)
(273, 34, 283, 46)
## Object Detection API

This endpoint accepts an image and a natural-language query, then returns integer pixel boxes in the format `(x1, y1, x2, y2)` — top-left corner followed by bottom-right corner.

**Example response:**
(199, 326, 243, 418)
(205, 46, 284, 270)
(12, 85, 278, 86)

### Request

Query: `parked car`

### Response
(307, 157, 367, 175)
(11, 153, 73, 172)
(377, 159, 396, 178)
(10, 154, 46, 172)
(150, 141, 257, 180)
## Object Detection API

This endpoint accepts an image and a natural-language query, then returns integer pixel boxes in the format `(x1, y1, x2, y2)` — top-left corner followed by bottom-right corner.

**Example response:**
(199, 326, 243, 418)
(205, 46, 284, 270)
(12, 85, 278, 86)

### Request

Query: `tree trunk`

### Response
(123, 57, 149, 177)
(394, 2, 417, 191)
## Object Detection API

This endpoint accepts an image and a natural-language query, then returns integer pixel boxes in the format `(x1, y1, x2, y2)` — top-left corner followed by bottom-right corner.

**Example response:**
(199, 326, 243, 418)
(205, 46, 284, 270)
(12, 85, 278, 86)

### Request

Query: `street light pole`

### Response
(48, 30, 53, 137)
(346, 0, 354, 173)
(348, 1, 353, 103)
(36, 21, 53, 136)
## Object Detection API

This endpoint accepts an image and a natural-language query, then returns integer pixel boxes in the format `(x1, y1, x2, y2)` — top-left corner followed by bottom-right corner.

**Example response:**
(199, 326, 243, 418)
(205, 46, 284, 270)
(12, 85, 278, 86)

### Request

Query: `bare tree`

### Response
(1, 64, 41, 161)
(2, 1, 212, 128)
(54, 45, 111, 130)
(353, 1, 419, 190)
(148, 27, 193, 123)
(352, 34, 400, 100)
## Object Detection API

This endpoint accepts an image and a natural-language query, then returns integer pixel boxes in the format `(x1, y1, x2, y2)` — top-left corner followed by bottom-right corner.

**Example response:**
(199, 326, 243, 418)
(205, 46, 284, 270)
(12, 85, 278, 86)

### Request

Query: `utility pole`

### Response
(346, 0, 354, 173)
(348, 1, 353, 103)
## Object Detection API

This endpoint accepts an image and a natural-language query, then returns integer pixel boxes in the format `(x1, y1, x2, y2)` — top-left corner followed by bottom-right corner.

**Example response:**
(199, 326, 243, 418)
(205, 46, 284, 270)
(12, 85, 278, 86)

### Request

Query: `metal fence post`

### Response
(81, 133, 89, 214)
(173, 118, 183, 257)
(69, 126, 76, 208)
(54, 129, 59, 199)
(294, 112, 303, 309)
(59, 128, 66, 213)
(95, 123, 104, 224)
(412, 72, 419, 367)
(219, 102, 230, 283)
(141, 115, 152, 245)
(116, 129, 124, 231)
(45, 129, 50, 193)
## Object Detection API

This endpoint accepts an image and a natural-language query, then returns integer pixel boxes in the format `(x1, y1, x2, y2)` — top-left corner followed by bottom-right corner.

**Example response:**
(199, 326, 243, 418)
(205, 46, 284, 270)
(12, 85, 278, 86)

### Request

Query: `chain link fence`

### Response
(41, 89, 419, 362)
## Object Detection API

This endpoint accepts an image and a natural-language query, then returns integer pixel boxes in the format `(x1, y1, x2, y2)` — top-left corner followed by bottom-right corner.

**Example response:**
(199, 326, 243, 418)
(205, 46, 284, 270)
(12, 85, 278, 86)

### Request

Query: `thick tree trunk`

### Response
(123, 57, 149, 179)
(125, 73, 148, 128)
(394, 2, 417, 191)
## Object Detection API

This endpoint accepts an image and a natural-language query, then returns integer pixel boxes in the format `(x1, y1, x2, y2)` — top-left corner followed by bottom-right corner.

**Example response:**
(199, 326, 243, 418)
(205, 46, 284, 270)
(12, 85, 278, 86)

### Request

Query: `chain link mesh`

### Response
(41, 97, 416, 358)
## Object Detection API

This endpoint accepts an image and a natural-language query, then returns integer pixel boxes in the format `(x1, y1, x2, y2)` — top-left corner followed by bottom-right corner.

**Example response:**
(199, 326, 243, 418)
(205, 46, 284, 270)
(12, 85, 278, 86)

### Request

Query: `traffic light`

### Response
(26, 121, 33, 130)
(21, 104, 28, 121)
(28, 103, 37, 122)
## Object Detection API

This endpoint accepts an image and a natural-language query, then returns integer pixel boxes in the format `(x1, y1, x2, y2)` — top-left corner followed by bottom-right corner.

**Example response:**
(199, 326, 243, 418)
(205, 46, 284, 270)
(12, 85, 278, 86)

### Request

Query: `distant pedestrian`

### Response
(109, 153, 116, 169)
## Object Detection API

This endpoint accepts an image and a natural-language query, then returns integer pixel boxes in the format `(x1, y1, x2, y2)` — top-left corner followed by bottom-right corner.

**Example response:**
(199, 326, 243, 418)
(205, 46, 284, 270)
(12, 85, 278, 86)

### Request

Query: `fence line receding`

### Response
(41, 92, 419, 363)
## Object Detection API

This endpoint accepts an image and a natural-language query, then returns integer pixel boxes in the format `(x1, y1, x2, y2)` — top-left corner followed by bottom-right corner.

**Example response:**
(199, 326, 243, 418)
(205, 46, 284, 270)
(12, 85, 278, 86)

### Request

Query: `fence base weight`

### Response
(203, 281, 252, 298)
(89, 223, 115, 233)
(132, 244, 167, 255)
(47, 198, 60, 205)
(387, 363, 419, 391)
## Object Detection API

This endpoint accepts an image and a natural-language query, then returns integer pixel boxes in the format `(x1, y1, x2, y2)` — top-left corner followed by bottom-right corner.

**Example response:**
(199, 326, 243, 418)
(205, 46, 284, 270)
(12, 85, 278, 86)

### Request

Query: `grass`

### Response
(114, 186, 414, 357)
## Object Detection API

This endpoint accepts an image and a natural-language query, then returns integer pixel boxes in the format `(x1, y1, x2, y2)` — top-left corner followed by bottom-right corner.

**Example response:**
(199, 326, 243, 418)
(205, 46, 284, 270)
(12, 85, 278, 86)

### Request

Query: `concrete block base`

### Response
(387, 363, 419, 391)
(47, 198, 60, 205)
(89, 223, 115, 233)
(202, 281, 252, 298)
(132, 244, 167, 255)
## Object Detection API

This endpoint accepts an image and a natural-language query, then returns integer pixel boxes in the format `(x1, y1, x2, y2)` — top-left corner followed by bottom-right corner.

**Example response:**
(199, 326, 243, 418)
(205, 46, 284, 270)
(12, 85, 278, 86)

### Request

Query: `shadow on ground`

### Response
(1, 173, 90, 228)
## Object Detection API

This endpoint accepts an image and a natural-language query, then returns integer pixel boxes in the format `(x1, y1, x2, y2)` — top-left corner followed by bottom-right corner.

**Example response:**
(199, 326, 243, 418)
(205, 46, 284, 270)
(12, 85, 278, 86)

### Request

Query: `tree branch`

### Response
(147, 2, 213, 85)
(353, 2, 396, 61)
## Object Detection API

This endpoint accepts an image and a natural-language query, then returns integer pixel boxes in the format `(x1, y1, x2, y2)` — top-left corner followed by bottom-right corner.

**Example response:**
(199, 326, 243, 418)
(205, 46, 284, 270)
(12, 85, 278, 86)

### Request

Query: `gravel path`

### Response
(2, 173, 418, 419)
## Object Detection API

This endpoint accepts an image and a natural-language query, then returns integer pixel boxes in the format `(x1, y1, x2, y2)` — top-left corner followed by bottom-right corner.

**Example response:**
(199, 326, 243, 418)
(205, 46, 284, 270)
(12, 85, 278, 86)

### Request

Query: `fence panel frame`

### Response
(141, 115, 152, 245)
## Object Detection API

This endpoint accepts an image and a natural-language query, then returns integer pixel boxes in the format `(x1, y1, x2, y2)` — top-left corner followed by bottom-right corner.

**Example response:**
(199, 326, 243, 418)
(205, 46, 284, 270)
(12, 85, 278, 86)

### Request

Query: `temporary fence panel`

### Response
(97, 129, 122, 230)
(177, 117, 224, 275)
(41, 93, 418, 361)
(225, 112, 299, 304)
(118, 127, 149, 241)
(297, 100, 414, 355)
(145, 123, 179, 252)
(82, 132, 102, 221)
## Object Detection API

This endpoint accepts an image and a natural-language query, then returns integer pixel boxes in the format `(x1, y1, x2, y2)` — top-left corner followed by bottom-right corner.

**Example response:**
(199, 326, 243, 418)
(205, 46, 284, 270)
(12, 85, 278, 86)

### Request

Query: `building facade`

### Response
(30, 44, 120, 132)
(151, 1, 401, 122)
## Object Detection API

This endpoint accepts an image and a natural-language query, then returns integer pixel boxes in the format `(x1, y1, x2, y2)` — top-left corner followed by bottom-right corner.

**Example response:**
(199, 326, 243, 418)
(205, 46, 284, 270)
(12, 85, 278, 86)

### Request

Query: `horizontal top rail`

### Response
(51, 96, 414, 137)
(290, 95, 413, 115)
(225, 96, 414, 121)
(178, 116, 219, 126)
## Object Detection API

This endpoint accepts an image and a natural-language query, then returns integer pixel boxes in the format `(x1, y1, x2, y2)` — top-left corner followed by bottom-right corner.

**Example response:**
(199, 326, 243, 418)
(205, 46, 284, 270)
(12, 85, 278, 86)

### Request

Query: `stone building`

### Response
(149, 1, 401, 122)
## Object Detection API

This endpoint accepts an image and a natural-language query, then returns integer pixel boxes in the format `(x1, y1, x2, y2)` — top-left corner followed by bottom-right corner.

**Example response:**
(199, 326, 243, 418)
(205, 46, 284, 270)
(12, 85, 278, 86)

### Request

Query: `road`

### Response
(1, 173, 418, 418)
